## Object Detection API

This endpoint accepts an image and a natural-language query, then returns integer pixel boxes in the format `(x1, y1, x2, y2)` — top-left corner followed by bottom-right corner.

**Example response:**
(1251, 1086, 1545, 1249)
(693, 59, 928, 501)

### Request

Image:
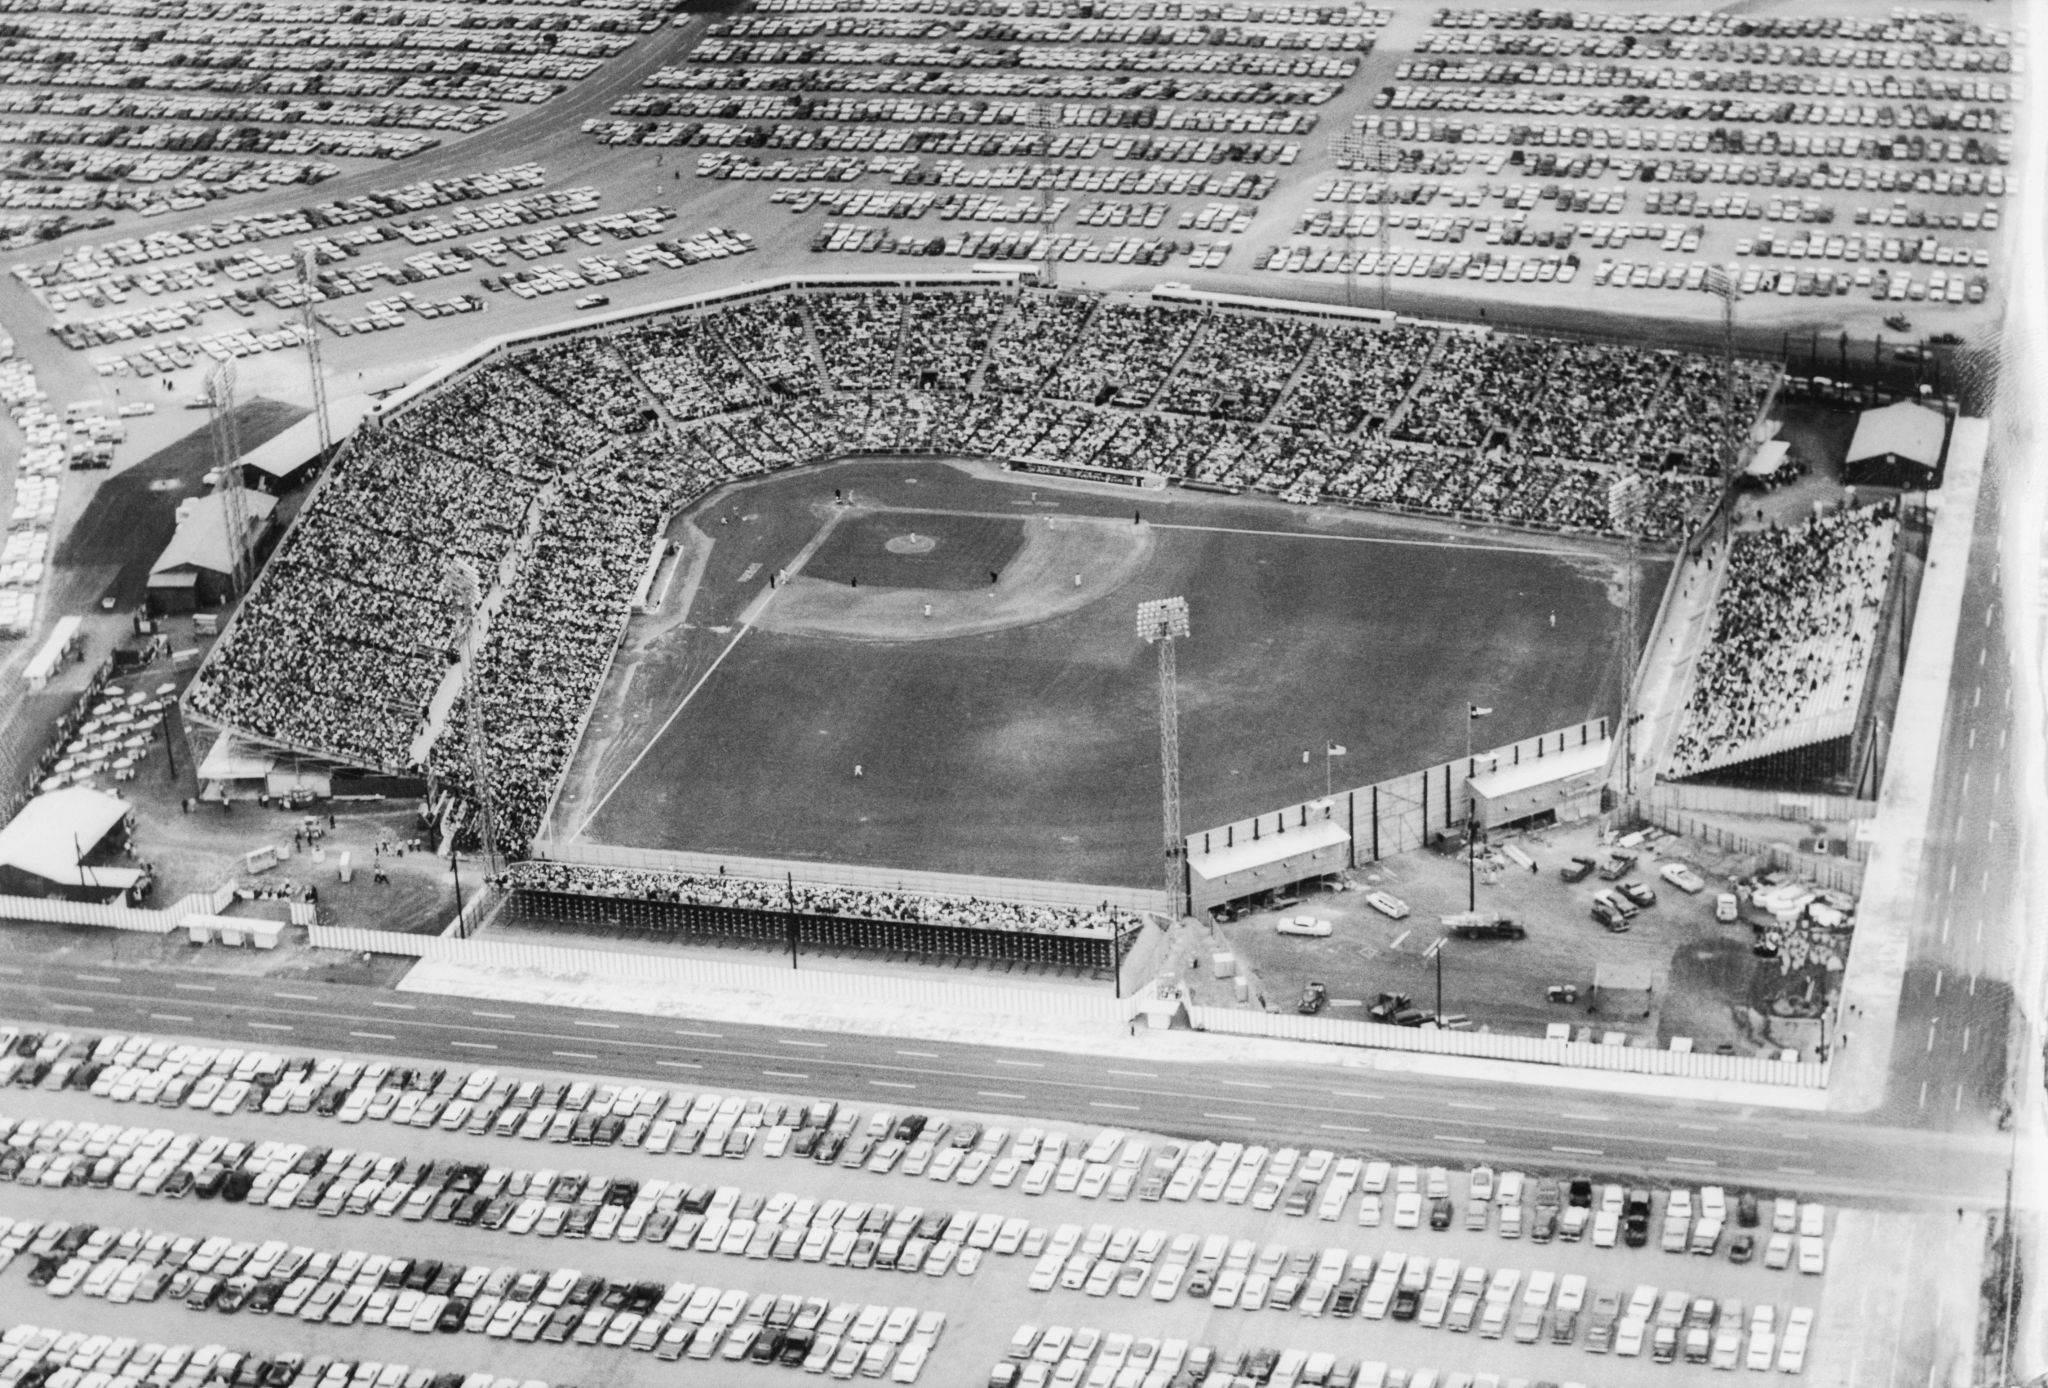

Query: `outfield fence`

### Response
(1187, 1005, 1825, 1087)
(308, 924, 1141, 1023)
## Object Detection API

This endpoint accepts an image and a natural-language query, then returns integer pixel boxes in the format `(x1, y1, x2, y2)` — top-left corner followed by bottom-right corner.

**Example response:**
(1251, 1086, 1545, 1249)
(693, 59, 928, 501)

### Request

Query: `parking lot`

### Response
(0, 1023, 1876, 1388)
(1200, 816, 1845, 1060)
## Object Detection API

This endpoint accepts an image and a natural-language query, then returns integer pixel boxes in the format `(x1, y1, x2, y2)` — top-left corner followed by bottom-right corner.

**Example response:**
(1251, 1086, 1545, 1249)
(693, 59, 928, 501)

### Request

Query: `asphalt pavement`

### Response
(0, 963, 2010, 1213)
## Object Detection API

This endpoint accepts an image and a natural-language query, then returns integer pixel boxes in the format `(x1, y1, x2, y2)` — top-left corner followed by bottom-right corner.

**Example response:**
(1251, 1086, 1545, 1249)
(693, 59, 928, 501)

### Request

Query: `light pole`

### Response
(1465, 704, 1491, 911)
(1138, 597, 1191, 922)
(1424, 936, 1447, 1025)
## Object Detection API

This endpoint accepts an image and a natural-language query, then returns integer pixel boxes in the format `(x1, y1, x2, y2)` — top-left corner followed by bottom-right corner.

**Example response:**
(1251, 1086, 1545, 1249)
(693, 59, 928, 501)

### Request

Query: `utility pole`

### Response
(1138, 597, 1190, 922)
(204, 361, 248, 597)
(1328, 128, 1399, 312)
(1423, 936, 1447, 1026)
(300, 248, 333, 466)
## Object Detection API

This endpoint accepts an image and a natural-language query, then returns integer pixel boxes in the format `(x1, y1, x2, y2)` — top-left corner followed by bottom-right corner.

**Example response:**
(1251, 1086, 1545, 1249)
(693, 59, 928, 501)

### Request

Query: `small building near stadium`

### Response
(0, 786, 146, 902)
(1466, 737, 1611, 832)
(147, 489, 278, 613)
(1843, 400, 1947, 488)
(1186, 817, 1350, 916)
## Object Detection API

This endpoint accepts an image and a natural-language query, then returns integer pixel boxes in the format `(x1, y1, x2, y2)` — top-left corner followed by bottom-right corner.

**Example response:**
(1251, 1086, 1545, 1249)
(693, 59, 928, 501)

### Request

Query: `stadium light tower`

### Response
(204, 361, 249, 597)
(441, 559, 499, 915)
(1137, 597, 1190, 922)
(1029, 99, 1062, 288)
(1703, 266, 1744, 542)
(299, 248, 334, 466)
(1327, 129, 1399, 311)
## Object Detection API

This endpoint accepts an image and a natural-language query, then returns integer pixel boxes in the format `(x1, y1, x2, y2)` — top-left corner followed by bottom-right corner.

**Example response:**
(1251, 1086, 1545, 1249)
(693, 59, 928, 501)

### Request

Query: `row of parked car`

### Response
(0, 1322, 547, 1388)
(5, 1213, 946, 1382)
(0, 1108, 1026, 1281)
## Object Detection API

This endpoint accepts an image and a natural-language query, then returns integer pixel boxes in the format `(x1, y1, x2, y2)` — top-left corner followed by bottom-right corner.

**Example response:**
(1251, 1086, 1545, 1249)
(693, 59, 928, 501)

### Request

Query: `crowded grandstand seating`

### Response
(1666, 503, 1900, 779)
(187, 282, 1779, 858)
(500, 861, 1144, 938)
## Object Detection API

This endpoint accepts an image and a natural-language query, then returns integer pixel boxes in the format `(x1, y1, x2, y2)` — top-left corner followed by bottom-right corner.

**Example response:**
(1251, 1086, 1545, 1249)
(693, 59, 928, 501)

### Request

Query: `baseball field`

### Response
(557, 458, 1663, 888)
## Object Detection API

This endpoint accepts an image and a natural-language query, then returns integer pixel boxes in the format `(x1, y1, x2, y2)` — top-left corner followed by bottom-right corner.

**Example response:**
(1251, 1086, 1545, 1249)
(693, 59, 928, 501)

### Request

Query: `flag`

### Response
(1326, 742, 1348, 756)
(1468, 704, 1493, 719)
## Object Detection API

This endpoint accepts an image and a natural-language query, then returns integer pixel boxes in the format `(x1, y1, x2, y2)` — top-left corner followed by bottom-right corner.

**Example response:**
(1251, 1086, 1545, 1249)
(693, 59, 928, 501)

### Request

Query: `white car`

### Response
(1276, 916, 1332, 938)
(1366, 892, 1410, 919)
(1797, 1235, 1826, 1275)
(1393, 1192, 1423, 1229)
(1660, 862, 1706, 893)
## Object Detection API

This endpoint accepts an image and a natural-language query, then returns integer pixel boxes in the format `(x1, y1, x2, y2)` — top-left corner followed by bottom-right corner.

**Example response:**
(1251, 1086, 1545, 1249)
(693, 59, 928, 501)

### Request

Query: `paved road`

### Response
(0, 963, 2009, 1212)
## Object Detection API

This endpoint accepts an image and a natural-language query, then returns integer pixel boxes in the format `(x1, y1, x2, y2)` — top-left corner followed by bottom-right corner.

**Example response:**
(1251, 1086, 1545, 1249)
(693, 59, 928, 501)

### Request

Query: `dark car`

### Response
(193, 1166, 228, 1199)
(1736, 1191, 1761, 1227)
(1559, 856, 1597, 882)
(1567, 1177, 1594, 1207)
(1429, 1198, 1454, 1230)
(222, 1169, 256, 1202)
(436, 1299, 469, 1333)
(1618, 881, 1657, 908)
(1729, 1234, 1756, 1264)
(1392, 1287, 1421, 1321)
(1330, 1280, 1363, 1317)
(1591, 900, 1629, 932)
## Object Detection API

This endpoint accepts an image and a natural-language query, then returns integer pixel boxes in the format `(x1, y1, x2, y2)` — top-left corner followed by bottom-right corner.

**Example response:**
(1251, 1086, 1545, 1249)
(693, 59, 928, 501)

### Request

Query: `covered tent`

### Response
(1844, 400, 1947, 486)
(1738, 439, 1798, 490)
(0, 786, 143, 901)
(147, 488, 278, 612)
(1186, 818, 1350, 915)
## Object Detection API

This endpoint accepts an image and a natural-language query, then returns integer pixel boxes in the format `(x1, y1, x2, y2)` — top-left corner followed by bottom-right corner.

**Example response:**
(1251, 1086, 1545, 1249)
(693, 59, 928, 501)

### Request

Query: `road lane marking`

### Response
(48, 1003, 91, 1013)
(552, 1050, 597, 1061)
(351, 1032, 396, 1042)
(1962, 1025, 1971, 1053)
(895, 1051, 938, 1059)
(368, 1000, 413, 1010)
(1219, 1080, 1272, 1089)
(574, 1021, 620, 1030)
(452, 1042, 497, 1051)
(870, 1080, 916, 1090)
(1666, 1156, 1716, 1167)
(1955, 1086, 1964, 1112)
(1320, 1123, 1372, 1134)
(761, 1071, 808, 1081)
(657, 1060, 701, 1070)
(780, 1040, 828, 1049)
(1203, 1112, 1256, 1123)
(75, 975, 120, 984)
(674, 1030, 722, 1039)
(1561, 1113, 1612, 1123)
(1389, 929, 1411, 950)
(274, 993, 317, 1002)
(1331, 1090, 1385, 1100)
(1553, 1146, 1603, 1156)
(1919, 1081, 1929, 1109)
(977, 1091, 1026, 1101)
(1091, 1102, 1141, 1112)
(1435, 1134, 1486, 1145)
(149, 1013, 193, 1024)
(1107, 1070, 1157, 1079)
(1675, 1123, 1719, 1133)
(474, 1012, 517, 1020)
(1779, 1166, 1815, 1176)
(246, 1023, 292, 1032)
(1447, 1102, 1496, 1112)
(1928, 1019, 1939, 1053)
(1934, 970, 1943, 997)
(994, 1059, 1044, 1068)
(173, 983, 217, 993)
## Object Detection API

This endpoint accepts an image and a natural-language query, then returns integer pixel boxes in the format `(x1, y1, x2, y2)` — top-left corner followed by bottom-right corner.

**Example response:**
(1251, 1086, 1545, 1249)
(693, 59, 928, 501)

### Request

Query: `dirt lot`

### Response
(1187, 817, 1848, 1059)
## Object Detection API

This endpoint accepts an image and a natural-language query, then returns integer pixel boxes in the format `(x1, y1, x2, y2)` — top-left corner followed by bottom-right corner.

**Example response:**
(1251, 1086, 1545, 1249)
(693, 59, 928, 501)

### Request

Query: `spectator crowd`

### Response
(501, 861, 1146, 938)
(192, 281, 1780, 872)
(1667, 502, 1900, 779)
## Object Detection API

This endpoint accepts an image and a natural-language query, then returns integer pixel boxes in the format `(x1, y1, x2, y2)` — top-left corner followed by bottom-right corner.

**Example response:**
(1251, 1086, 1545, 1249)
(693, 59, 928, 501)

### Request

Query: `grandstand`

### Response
(1663, 502, 1905, 789)
(181, 274, 1778, 873)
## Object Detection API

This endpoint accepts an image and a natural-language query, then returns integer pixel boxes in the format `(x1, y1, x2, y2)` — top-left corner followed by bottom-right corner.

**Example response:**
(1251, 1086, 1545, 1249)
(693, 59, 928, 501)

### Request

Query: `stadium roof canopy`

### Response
(240, 394, 378, 480)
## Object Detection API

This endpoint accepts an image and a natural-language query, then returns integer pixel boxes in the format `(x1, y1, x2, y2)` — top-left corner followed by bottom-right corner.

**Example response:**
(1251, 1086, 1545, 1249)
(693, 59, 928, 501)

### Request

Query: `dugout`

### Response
(1186, 819, 1350, 916)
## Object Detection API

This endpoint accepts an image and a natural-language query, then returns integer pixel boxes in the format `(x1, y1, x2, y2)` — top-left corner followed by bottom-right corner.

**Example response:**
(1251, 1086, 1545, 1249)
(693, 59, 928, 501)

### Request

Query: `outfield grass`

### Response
(569, 459, 1661, 888)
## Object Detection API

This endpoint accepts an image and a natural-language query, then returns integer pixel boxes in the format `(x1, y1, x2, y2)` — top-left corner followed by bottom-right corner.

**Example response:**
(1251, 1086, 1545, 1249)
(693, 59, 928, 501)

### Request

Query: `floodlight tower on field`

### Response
(1029, 99, 1062, 287)
(1328, 128, 1399, 312)
(1137, 597, 1190, 922)
(204, 360, 248, 596)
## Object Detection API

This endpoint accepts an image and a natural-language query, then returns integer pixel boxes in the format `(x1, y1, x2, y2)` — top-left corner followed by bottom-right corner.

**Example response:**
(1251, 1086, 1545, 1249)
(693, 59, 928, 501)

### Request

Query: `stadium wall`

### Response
(1629, 797, 1866, 893)
(307, 924, 1143, 1024)
(0, 883, 234, 933)
(1185, 1004, 1826, 1088)
(1185, 719, 1611, 873)
(525, 840, 1166, 917)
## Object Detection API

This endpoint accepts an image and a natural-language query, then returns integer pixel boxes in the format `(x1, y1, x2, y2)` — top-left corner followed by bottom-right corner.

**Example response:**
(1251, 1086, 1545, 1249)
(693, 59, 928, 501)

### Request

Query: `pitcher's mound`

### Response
(885, 533, 938, 555)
